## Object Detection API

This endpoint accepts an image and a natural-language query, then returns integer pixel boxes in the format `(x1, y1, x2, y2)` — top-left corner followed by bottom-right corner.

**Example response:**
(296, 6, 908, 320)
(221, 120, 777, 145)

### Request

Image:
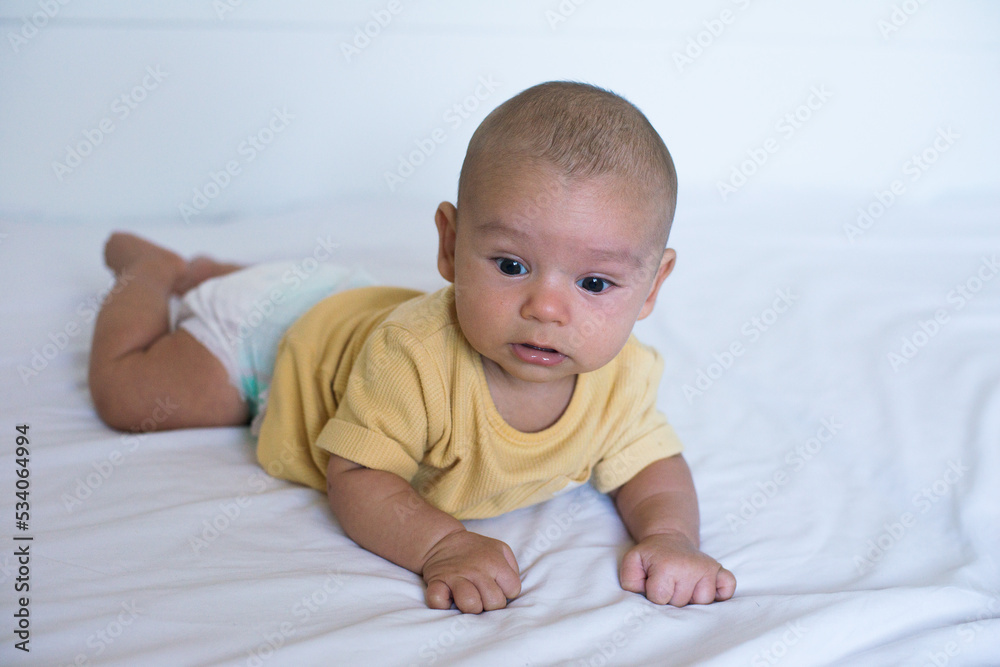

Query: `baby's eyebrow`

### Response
(478, 218, 649, 270)
(477, 218, 529, 240)
(586, 246, 647, 270)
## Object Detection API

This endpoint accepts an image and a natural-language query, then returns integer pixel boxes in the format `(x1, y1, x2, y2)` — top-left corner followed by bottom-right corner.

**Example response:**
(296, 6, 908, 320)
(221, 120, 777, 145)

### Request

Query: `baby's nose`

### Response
(520, 278, 570, 325)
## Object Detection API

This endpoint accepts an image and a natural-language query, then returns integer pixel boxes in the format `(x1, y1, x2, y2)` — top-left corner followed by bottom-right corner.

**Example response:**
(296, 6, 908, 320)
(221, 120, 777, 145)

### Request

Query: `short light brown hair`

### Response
(457, 81, 677, 244)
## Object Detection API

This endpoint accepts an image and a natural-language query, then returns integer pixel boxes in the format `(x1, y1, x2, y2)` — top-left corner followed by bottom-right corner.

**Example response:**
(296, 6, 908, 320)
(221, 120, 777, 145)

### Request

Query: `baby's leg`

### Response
(88, 233, 249, 431)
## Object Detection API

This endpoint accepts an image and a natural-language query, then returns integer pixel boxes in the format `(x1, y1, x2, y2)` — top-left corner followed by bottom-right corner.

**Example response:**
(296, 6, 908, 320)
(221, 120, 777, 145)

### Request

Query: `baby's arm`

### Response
(611, 454, 736, 606)
(325, 454, 521, 613)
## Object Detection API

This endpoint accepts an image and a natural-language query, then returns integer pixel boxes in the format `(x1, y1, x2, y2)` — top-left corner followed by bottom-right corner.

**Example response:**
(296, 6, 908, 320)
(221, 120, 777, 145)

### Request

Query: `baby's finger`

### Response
(690, 574, 719, 605)
(669, 577, 698, 607)
(425, 580, 453, 610)
(500, 542, 520, 576)
(450, 577, 484, 614)
(476, 578, 509, 612)
(495, 565, 522, 601)
(715, 567, 737, 601)
(643, 562, 677, 605)
(618, 549, 647, 595)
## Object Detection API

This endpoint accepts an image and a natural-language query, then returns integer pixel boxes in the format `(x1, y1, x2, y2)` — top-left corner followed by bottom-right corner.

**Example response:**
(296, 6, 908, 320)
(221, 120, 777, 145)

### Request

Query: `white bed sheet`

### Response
(1, 192, 998, 666)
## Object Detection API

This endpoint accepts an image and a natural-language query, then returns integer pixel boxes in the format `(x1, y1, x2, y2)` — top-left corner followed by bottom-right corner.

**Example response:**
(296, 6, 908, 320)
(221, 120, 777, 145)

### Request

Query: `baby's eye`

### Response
(577, 276, 611, 293)
(495, 258, 527, 276)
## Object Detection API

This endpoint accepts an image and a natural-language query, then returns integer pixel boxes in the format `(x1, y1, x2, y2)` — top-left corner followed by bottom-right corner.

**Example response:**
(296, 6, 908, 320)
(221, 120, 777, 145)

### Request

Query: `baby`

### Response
(89, 81, 736, 614)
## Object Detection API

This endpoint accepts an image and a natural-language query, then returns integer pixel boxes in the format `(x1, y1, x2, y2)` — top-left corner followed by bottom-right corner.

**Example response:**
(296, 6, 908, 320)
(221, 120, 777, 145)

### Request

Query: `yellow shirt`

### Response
(256, 285, 683, 519)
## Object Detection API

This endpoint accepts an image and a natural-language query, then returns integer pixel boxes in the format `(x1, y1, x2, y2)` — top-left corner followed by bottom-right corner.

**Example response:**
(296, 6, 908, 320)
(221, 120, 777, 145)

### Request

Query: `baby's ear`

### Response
(435, 202, 458, 283)
(637, 248, 676, 321)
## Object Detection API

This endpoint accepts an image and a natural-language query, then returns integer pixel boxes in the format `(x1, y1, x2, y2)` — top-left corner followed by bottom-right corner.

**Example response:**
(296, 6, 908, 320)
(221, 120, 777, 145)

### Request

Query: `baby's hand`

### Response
(421, 530, 521, 614)
(619, 532, 736, 606)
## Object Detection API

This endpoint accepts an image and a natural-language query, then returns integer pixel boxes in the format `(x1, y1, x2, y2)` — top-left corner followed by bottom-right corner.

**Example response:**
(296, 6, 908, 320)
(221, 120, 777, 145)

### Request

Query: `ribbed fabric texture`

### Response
(258, 285, 683, 519)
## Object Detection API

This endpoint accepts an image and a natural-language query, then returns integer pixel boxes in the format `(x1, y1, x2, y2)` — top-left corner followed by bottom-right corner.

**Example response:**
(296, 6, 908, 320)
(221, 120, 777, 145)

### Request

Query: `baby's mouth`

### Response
(511, 342, 566, 366)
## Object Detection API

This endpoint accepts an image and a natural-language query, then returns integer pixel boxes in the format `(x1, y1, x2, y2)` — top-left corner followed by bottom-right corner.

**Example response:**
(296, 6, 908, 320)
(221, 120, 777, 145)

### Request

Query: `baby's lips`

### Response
(521, 342, 560, 354)
(511, 342, 567, 366)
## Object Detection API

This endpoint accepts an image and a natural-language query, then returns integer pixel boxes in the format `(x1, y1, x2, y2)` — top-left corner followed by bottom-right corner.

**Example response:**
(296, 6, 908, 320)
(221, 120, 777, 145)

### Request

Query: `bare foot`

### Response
(174, 256, 245, 295)
(104, 232, 243, 296)
(104, 232, 186, 280)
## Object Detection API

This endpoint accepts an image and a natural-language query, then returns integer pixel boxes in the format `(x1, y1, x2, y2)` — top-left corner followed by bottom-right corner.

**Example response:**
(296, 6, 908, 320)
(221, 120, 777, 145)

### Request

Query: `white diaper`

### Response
(169, 261, 376, 424)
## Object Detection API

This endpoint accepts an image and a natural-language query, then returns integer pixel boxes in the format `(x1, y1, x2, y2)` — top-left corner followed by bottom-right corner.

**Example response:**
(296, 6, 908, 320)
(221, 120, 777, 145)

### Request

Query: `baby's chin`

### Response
(487, 351, 620, 386)
(478, 351, 570, 383)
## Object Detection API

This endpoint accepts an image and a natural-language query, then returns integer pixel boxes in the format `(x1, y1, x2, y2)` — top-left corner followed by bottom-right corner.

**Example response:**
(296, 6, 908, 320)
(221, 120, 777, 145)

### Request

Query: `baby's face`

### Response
(437, 163, 674, 388)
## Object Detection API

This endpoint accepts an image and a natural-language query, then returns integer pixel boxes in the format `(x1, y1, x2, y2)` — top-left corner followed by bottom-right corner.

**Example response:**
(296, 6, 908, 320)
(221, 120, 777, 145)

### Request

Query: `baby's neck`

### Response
(482, 361, 576, 433)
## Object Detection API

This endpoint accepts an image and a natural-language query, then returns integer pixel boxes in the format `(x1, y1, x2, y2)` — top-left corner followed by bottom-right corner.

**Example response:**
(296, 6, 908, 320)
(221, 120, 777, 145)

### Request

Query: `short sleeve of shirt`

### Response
(589, 343, 684, 493)
(314, 325, 445, 482)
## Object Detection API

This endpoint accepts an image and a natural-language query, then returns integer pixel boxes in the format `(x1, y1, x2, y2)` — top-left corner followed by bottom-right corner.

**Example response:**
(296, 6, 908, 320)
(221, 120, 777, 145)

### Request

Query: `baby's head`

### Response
(435, 81, 678, 386)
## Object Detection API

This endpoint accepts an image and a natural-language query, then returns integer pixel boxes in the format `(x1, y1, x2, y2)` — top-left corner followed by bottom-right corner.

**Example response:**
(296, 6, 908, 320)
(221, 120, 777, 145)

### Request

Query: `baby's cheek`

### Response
(569, 332, 624, 371)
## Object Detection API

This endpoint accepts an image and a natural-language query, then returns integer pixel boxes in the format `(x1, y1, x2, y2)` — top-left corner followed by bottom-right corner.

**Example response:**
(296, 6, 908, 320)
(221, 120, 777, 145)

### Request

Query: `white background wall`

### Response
(0, 1, 997, 224)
